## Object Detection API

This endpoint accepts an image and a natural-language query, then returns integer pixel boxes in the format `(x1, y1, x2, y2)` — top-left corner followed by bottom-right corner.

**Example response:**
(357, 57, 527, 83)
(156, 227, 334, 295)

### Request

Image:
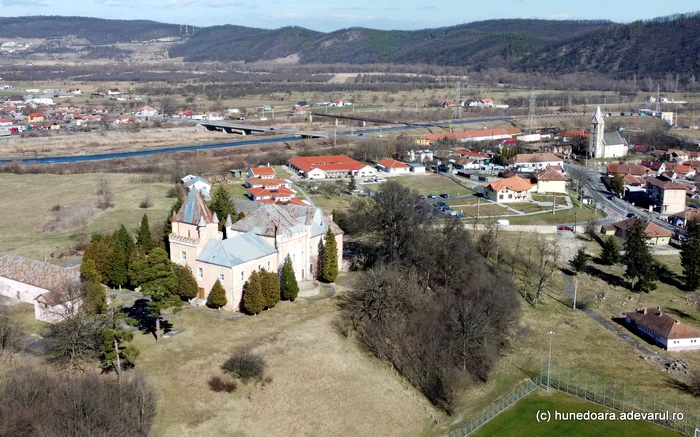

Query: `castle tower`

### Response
(589, 106, 605, 159)
(169, 189, 221, 266)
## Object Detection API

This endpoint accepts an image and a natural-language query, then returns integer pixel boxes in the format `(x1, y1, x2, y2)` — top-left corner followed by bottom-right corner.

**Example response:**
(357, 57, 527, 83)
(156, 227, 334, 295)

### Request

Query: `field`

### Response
(470, 390, 683, 437)
(497, 204, 604, 225)
(391, 173, 475, 197)
(133, 276, 438, 437)
(0, 173, 172, 260)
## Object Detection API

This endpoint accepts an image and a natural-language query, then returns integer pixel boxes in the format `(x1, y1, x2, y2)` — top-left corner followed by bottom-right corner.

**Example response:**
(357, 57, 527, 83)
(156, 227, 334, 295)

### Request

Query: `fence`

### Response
(448, 377, 541, 437)
(540, 361, 700, 436)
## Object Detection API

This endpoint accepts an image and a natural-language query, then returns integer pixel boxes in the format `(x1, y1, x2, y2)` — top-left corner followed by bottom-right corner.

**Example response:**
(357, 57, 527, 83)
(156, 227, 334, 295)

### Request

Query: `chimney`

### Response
(642, 308, 648, 315)
(267, 163, 270, 168)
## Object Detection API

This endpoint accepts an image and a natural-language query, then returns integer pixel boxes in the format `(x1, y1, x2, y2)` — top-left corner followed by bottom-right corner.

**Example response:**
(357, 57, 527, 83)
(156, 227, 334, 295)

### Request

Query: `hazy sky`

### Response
(0, 0, 698, 32)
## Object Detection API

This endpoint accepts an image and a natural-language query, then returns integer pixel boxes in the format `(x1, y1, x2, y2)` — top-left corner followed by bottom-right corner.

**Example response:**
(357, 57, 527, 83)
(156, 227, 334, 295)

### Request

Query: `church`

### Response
(168, 188, 343, 311)
(589, 106, 629, 159)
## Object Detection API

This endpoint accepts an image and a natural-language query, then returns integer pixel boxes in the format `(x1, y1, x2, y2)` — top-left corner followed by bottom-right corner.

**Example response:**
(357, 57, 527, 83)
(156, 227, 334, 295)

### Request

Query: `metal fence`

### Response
(540, 361, 700, 436)
(448, 377, 541, 437)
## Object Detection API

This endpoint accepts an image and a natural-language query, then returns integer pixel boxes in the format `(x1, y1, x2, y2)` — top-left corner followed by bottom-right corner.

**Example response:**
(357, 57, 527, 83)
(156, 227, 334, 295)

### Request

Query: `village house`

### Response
(645, 176, 687, 214)
(483, 175, 534, 203)
(668, 209, 700, 229)
(169, 189, 342, 309)
(244, 176, 302, 204)
(376, 158, 411, 174)
(183, 176, 212, 200)
(509, 152, 563, 173)
(247, 166, 276, 179)
(67, 88, 82, 95)
(626, 308, 700, 351)
(27, 112, 44, 123)
(288, 155, 376, 179)
(532, 166, 567, 194)
(606, 164, 652, 177)
(107, 88, 121, 95)
(611, 218, 672, 245)
(0, 254, 82, 324)
(406, 149, 433, 162)
(133, 105, 158, 117)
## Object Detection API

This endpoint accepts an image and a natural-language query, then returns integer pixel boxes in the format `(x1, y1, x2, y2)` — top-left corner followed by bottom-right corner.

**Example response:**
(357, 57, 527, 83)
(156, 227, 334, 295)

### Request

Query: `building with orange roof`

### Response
(424, 128, 519, 144)
(509, 152, 563, 172)
(626, 308, 700, 350)
(612, 217, 672, 245)
(287, 154, 376, 179)
(483, 175, 534, 203)
(376, 158, 410, 174)
(247, 166, 276, 179)
(532, 166, 567, 193)
(244, 177, 291, 189)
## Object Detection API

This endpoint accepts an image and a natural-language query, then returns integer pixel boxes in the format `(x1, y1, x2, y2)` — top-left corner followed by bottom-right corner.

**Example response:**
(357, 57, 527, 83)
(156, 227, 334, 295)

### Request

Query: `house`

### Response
(376, 158, 411, 174)
(621, 173, 646, 191)
(668, 209, 700, 229)
(611, 218, 672, 245)
(532, 166, 567, 194)
(168, 189, 342, 309)
(0, 254, 81, 324)
(481, 98, 495, 107)
(5, 95, 24, 104)
(453, 149, 489, 162)
(606, 164, 652, 177)
(406, 149, 433, 162)
(244, 177, 292, 189)
(483, 175, 534, 203)
(260, 105, 273, 112)
(134, 105, 158, 117)
(244, 177, 297, 203)
(288, 155, 376, 179)
(645, 95, 657, 103)
(539, 144, 572, 157)
(107, 88, 121, 95)
(407, 163, 426, 173)
(626, 308, 700, 351)
(664, 149, 700, 163)
(0, 119, 12, 127)
(645, 177, 687, 214)
(600, 224, 616, 235)
(67, 88, 82, 95)
(247, 166, 276, 179)
(184, 176, 211, 197)
(509, 153, 563, 172)
(27, 113, 44, 122)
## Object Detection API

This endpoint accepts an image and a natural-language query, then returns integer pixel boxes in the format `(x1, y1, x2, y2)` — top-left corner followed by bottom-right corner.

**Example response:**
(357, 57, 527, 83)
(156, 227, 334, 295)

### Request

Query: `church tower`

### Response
(589, 106, 605, 159)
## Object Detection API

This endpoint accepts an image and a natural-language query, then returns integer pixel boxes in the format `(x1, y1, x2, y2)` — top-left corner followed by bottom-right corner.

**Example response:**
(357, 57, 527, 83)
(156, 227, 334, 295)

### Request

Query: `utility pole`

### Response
(547, 331, 556, 391)
(552, 192, 556, 214)
(656, 84, 661, 113)
(527, 88, 536, 136)
(43, 239, 46, 263)
(453, 81, 461, 120)
(477, 197, 480, 220)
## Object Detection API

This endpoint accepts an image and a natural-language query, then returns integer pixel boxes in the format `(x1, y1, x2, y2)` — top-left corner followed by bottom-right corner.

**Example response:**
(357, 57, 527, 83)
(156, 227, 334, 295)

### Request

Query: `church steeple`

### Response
(589, 106, 605, 159)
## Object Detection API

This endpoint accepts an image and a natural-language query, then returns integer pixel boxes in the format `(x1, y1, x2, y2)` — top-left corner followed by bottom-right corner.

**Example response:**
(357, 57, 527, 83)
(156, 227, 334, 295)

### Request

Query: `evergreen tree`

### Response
(280, 254, 299, 301)
(571, 248, 589, 274)
(622, 220, 657, 292)
(242, 271, 265, 314)
(82, 236, 112, 281)
(114, 225, 135, 260)
(600, 236, 621, 265)
(175, 264, 199, 300)
(681, 220, 700, 290)
(610, 174, 625, 197)
(108, 242, 128, 289)
(207, 279, 228, 309)
(79, 259, 107, 315)
(138, 248, 181, 340)
(128, 248, 147, 288)
(348, 175, 357, 192)
(136, 214, 153, 253)
(209, 185, 236, 231)
(260, 269, 280, 309)
(99, 310, 139, 376)
(321, 227, 339, 283)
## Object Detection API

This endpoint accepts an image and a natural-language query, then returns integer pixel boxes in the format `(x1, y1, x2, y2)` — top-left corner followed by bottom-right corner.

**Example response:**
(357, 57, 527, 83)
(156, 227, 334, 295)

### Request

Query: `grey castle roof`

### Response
(196, 232, 277, 268)
(175, 188, 214, 225)
(230, 203, 342, 238)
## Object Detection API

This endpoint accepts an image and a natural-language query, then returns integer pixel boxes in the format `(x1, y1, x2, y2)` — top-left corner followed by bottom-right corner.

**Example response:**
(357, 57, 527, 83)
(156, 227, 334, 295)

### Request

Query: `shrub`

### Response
(208, 375, 237, 393)
(222, 348, 266, 382)
(139, 197, 153, 209)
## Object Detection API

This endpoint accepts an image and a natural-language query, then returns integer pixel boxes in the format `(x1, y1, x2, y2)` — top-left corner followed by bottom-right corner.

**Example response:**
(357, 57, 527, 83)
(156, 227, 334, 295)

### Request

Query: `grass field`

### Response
(0, 173, 172, 260)
(497, 204, 604, 225)
(391, 174, 475, 197)
(470, 390, 683, 437)
(133, 275, 437, 437)
(310, 194, 356, 213)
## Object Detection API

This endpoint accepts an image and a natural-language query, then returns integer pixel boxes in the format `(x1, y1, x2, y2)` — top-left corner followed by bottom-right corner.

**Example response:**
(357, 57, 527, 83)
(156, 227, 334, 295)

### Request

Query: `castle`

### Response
(168, 189, 343, 310)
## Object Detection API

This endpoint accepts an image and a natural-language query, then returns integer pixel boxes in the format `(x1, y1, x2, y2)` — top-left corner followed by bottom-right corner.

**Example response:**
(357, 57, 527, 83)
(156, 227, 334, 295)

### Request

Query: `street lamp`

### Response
(547, 331, 556, 391)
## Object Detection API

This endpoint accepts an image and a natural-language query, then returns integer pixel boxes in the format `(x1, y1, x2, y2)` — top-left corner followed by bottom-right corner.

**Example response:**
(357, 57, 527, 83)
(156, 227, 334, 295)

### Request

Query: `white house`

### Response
(107, 88, 121, 95)
(483, 175, 534, 203)
(184, 176, 211, 198)
(509, 153, 563, 172)
(407, 163, 426, 173)
(376, 158, 411, 174)
(0, 254, 81, 324)
(134, 105, 158, 117)
(247, 166, 276, 179)
(626, 308, 700, 351)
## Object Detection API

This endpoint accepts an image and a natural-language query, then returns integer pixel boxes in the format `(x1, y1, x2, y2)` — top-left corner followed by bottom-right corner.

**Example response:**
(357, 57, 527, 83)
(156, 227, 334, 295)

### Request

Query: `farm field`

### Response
(469, 391, 683, 437)
(0, 173, 172, 261)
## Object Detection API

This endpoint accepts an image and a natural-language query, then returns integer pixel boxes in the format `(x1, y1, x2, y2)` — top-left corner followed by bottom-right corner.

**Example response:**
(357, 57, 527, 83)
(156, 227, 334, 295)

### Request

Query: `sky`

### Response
(0, 0, 698, 32)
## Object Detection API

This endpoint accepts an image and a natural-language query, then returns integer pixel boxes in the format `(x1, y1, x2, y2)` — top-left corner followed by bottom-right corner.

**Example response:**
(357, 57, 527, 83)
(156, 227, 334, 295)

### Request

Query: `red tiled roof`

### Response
(377, 158, 410, 169)
(0, 254, 80, 292)
(483, 175, 534, 192)
(247, 186, 296, 199)
(561, 130, 590, 138)
(288, 155, 365, 173)
(612, 218, 672, 238)
(534, 166, 566, 181)
(644, 177, 687, 191)
(244, 177, 290, 188)
(454, 149, 489, 158)
(627, 308, 700, 340)
(249, 166, 275, 176)
(607, 164, 650, 176)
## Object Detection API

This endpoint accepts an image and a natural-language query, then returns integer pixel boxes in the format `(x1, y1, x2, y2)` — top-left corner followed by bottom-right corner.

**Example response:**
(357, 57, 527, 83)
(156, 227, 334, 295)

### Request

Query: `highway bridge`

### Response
(198, 120, 332, 138)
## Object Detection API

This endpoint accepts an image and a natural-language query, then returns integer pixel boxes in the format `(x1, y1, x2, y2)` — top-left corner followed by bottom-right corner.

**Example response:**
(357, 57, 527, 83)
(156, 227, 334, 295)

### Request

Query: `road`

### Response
(566, 162, 681, 236)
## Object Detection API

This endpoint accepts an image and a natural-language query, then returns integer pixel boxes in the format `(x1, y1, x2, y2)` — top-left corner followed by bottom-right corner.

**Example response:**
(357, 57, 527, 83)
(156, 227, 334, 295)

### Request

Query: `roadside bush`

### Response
(208, 375, 237, 393)
(222, 348, 266, 382)
(139, 196, 153, 209)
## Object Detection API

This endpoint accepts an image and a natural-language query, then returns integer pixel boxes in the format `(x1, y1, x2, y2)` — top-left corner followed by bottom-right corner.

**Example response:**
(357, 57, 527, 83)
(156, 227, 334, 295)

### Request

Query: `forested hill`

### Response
(518, 13, 700, 76)
(0, 16, 181, 44)
(169, 19, 612, 67)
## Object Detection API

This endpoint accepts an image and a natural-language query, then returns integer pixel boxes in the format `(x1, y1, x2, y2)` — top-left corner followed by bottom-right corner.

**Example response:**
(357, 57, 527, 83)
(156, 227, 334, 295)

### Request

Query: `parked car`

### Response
(449, 211, 463, 217)
(375, 177, 386, 182)
(427, 194, 436, 198)
(558, 225, 572, 231)
(439, 193, 449, 198)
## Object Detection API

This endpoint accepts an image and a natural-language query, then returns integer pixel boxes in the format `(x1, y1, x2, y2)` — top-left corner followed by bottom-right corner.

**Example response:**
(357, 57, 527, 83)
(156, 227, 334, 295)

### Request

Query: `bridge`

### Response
(198, 121, 332, 138)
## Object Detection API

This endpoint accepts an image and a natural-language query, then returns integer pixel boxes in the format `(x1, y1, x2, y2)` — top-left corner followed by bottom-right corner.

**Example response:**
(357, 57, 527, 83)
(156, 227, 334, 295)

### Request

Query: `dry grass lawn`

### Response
(392, 174, 474, 197)
(136, 287, 436, 437)
(0, 173, 172, 260)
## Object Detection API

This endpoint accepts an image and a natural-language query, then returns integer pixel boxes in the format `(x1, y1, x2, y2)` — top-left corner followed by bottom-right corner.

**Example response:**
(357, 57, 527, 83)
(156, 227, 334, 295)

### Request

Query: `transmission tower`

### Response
(453, 82, 461, 120)
(527, 88, 536, 135)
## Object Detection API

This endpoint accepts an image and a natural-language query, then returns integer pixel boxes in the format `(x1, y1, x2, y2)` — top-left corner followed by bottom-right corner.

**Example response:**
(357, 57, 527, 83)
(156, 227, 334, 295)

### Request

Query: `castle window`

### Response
(241, 270, 245, 281)
(180, 251, 187, 260)
(219, 274, 225, 282)
(197, 268, 203, 279)
(267, 261, 271, 270)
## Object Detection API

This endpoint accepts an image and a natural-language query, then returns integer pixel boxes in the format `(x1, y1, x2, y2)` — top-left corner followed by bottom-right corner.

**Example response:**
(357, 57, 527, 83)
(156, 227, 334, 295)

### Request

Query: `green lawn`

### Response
(470, 390, 683, 437)
(392, 174, 475, 197)
(502, 205, 605, 225)
(310, 194, 356, 213)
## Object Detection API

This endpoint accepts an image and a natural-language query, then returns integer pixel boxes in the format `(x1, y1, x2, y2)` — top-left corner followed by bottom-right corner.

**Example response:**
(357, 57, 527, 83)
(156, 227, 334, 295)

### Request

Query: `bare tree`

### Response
(0, 306, 22, 357)
(97, 178, 115, 210)
(526, 235, 561, 306)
